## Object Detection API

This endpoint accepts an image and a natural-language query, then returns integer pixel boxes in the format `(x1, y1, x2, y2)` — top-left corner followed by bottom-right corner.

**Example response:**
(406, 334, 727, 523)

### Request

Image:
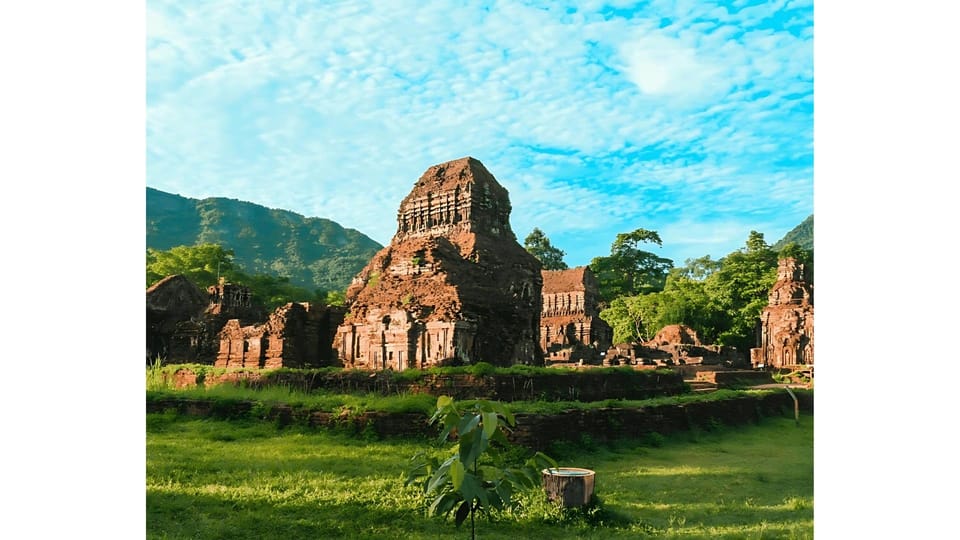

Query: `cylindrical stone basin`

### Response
(542, 467, 595, 507)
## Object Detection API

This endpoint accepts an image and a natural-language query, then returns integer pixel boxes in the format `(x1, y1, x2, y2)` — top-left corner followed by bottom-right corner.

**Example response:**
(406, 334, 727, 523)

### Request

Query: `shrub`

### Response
(405, 396, 556, 539)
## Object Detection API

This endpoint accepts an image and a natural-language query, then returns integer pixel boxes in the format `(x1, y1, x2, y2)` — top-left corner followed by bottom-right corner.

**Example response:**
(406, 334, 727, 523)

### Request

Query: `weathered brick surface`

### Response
(540, 267, 612, 363)
(165, 369, 687, 401)
(751, 258, 814, 369)
(337, 157, 544, 369)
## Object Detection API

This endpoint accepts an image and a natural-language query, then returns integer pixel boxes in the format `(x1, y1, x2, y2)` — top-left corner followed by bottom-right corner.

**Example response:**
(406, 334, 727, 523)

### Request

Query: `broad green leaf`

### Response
(457, 413, 481, 437)
(454, 500, 471, 527)
(427, 456, 456, 494)
(429, 492, 461, 517)
(450, 459, 465, 490)
(460, 474, 489, 507)
(459, 428, 488, 467)
(482, 411, 498, 439)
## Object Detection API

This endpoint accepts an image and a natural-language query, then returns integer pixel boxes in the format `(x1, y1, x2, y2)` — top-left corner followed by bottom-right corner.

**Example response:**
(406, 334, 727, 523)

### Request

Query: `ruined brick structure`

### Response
(146, 275, 209, 363)
(604, 324, 741, 367)
(337, 157, 543, 370)
(215, 302, 345, 369)
(540, 267, 612, 363)
(147, 275, 265, 364)
(751, 257, 814, 369)
(206, 278, 254, 315)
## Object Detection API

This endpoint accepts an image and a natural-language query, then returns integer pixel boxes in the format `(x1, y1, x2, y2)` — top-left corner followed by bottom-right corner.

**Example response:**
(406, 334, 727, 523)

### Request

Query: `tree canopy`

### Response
(599, 231, 788, 350)
(589, 228, 673, 303)
(147, 243, 345, 310)
(523, 228, 568, 270)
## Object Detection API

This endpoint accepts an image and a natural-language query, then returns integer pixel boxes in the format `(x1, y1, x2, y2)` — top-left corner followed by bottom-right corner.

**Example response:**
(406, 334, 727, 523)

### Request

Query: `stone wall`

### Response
(147, 391, 812, 448)
(163, 368, 687, 402)
(147, 275, 266, 364)
(214, 303, 345, 369)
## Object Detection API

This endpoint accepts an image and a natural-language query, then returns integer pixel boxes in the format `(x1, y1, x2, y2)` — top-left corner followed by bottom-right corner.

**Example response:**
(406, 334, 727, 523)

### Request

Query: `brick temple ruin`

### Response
(146, 276, 265, 363)
(147, 275, 345, 368)
(215, 302, 345, 369)
(605, 324, 741, 367)
(147, 159, 813, 377)
(539, 267, 612, 363)
(750, 257, 814, 369)
(336, 157, 543, 369)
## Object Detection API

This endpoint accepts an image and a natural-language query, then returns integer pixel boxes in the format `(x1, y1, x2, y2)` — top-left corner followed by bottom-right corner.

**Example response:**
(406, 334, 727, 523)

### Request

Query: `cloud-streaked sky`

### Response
(146, 0, 813, 268)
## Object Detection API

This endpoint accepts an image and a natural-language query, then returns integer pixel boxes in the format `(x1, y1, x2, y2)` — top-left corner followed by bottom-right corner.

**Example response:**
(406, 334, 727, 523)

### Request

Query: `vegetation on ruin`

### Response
(146, 243, 347, 309)
(147, 410, 813, 539)
(146, 367, 802, 418)
(147, 361, 680, 385)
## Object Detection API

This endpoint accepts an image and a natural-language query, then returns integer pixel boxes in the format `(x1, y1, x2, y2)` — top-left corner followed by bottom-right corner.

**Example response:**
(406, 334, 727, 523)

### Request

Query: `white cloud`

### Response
(618, 30, 725, 101)
(146, 0, 813, 265)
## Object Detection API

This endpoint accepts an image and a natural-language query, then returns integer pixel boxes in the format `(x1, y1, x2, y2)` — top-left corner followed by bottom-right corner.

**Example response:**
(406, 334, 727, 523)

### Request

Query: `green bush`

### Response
(405, 396, 557, 538)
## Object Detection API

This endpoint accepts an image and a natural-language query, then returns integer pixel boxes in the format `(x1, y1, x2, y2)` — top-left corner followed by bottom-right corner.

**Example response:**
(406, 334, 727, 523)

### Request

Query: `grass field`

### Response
(147, 411, 812, 539)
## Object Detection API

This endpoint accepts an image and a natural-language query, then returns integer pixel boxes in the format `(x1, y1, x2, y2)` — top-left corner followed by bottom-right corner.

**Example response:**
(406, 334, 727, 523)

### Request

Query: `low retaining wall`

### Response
(147, 390, 812, 449)
(164, 368, 688, 402)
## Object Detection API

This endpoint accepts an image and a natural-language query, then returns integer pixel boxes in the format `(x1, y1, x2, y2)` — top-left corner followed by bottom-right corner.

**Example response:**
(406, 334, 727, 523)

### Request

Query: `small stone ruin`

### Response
(146, 275, 264, 363)
(215, 302, 345, 369)
(146, 275, 345, 368)
(540, 266, 613, 364)
(336, 157, 543, 369)
(750, 257, 814, 369)
(604, 324, 740, 367)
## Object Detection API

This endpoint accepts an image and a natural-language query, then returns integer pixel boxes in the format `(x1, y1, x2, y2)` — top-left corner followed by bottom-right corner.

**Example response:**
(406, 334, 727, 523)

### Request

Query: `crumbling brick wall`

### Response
(337, 157, 543, 369)
(751, 257, 814, 368)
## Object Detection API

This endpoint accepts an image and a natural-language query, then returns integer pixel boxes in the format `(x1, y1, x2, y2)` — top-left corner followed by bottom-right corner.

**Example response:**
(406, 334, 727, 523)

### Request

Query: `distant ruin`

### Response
(540, 267, 612, 363)
(146, 275, 345, 368)
(147, 162, 813, 378)
(751, 257, 814, 369)
(336, 157, 543, 369)
(146, 275, 265, 363)
(605, 324, 741, 367)
(215, 302, 345, 369)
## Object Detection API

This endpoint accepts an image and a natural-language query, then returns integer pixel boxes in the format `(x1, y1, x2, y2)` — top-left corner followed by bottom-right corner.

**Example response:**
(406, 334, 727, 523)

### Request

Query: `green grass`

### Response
(147, 412, 813, 539)
(148, 383, 805, 417)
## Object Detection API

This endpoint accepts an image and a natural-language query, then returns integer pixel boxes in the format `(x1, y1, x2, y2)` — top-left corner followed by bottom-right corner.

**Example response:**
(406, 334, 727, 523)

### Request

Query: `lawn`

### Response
(147, 411, 812, 539)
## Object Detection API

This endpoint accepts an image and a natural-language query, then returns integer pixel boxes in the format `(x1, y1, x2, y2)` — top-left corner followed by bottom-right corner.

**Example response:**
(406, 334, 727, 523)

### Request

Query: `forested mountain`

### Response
(146, 188, 383, 293)
(773, 214, 813, 251)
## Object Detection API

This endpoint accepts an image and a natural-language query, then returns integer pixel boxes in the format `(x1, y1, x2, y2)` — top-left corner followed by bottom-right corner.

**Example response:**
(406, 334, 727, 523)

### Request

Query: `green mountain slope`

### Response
(147, 188, 383, 293)
(773, 214, 813, 252)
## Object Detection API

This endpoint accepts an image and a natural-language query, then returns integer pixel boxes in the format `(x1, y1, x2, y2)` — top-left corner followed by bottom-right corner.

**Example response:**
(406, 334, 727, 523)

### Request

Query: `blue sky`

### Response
(146, 0, 813, 268)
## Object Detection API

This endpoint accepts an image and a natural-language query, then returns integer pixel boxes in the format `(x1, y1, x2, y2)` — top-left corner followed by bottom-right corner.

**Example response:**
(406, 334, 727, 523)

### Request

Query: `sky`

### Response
(146, 0, 813, 268)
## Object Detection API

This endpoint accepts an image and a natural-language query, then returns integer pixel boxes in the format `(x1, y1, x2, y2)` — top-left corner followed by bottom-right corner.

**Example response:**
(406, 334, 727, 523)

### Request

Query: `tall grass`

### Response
(148, 383, 804, 417)
(147, 413, 813, 539)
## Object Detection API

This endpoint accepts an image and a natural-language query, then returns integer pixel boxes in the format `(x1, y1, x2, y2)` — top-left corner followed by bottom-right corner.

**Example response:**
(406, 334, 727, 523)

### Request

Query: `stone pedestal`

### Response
(542, 467, 595, 508)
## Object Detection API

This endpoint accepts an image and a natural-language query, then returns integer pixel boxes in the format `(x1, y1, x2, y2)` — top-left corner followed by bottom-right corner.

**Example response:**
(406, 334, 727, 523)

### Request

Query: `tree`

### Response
(146, 243, 236, 287)
(146, 243, 339, 310)
(599, 262, 724, 345)
(406, 397, 556, 539)
(589, 228, 673, 303)
(523, 228, 568, 270)
(704, 231, 779, 350)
